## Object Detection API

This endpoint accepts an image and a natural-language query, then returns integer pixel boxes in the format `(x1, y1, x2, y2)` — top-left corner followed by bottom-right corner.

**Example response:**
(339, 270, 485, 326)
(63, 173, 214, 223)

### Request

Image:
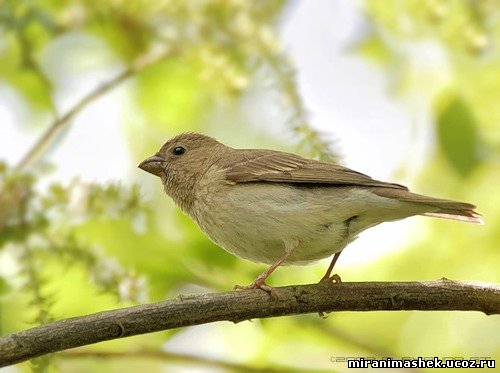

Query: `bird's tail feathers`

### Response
(422, 209, 483, 225)
(372, 188, 484, 224)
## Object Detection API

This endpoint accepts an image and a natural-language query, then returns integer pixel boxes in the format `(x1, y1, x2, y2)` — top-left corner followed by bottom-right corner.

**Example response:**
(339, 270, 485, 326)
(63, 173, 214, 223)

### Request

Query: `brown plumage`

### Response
(139, 132, 482, 293)
(222, 149, 481, 224)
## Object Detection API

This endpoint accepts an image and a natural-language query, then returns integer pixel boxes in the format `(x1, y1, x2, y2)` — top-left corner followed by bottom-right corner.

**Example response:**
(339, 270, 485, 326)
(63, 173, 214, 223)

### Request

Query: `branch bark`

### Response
(1, 279, 499, 367)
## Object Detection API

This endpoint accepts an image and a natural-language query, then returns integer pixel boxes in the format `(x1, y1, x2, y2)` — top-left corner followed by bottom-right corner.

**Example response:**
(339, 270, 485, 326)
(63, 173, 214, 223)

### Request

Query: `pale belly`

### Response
(191, 182, 373, 265)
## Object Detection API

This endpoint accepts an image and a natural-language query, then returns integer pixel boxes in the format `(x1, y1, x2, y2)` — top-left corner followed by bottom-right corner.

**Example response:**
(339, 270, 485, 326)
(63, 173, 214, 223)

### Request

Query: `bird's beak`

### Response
(138, 155, 165, 177)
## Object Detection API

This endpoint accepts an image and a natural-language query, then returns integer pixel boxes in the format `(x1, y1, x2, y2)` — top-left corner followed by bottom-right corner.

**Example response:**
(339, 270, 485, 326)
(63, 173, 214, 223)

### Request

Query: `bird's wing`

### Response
(224, 150, 408, 190)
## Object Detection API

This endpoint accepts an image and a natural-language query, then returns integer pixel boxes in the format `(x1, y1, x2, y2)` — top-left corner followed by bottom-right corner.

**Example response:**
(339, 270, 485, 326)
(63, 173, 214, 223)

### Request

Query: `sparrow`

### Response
(139, 132, 482, 294)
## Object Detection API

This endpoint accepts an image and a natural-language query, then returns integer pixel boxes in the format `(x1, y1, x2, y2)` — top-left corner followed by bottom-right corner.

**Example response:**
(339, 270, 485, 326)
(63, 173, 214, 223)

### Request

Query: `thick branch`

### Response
(1, 279, 499, 367)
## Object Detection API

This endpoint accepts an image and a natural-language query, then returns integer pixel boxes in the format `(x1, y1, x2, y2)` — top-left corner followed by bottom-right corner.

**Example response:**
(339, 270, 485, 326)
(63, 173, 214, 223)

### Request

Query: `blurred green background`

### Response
(0, 0, 499, 372)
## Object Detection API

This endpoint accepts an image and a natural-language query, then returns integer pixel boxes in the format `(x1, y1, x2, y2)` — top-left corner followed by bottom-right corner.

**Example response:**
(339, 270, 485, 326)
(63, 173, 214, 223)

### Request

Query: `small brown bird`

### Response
(139, 133, 482, 294)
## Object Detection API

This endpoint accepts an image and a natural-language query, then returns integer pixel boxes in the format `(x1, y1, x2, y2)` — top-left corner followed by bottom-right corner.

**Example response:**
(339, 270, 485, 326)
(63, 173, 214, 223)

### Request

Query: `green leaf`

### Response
(435, 95, 481, 176)
(355, 35, 394, 65)
(0, 35, 54, 112)
(136, 59, 210, 132)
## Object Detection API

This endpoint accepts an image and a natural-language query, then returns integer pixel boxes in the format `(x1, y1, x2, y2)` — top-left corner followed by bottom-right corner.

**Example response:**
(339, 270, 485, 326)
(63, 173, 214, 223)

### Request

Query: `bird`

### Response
(138, 132, 482, 294)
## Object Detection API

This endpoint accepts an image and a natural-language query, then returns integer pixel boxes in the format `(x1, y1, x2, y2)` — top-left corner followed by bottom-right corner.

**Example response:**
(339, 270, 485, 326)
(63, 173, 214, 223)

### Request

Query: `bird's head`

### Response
(138, 132, 228, 210)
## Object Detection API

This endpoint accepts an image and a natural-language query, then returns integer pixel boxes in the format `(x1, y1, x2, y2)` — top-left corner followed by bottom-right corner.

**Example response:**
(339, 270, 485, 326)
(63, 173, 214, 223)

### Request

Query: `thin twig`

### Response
(0, 279, 499, 367)
(59, 349, 329, 373)
(15, 45, 179, 171)
(315, 323, 423, 373)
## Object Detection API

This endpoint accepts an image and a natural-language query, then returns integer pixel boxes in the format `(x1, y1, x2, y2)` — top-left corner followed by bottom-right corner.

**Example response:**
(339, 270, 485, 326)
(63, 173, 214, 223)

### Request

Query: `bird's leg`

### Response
(319, 215, 356, 284)
(319, 251, 342, 284)
(234, 239, 297, 298)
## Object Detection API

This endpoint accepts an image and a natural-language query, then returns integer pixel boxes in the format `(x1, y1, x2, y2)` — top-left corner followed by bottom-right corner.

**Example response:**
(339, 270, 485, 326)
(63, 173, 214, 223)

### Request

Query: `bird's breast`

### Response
(191, 180, 361, 265)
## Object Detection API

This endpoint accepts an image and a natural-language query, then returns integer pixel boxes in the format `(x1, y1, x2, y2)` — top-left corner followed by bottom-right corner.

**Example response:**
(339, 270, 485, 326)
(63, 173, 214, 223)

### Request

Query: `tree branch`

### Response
(15, 45, 179, 171)
(1, 279, 499, 367)
(59, 349, 329, 373)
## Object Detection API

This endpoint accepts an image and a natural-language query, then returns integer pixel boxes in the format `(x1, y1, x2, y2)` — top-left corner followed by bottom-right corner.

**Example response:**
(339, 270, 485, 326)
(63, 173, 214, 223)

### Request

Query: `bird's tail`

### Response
(372, 188, 484, 224)
(422, 206, 483, 224)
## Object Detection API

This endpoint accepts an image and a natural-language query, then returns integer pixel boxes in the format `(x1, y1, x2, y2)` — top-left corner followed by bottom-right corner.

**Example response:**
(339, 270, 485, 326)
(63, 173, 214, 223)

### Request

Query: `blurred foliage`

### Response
(436, 94, 482, 176)
(364, 0, 494, 54)
(0, 161, 148, 302)
(0, 0, 499, 372)
(355, 1, 500, 370)
(361, 0, 500, 148)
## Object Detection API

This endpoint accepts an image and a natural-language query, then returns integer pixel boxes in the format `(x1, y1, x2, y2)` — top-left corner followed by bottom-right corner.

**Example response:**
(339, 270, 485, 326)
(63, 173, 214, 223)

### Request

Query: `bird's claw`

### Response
(317, 274, 341, 318)
(318, 273, 342, 285)
(234, 280, 278, 300)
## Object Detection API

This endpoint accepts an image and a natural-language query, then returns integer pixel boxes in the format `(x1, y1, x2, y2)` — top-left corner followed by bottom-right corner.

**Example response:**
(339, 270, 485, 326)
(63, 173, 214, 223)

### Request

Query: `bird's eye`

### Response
(172, 146, 186, 156)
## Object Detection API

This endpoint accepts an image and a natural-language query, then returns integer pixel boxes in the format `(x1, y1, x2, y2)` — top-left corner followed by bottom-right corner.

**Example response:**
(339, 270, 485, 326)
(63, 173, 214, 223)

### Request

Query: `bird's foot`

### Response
(234, 279, 278, 300)
(318, 273, 342, 285)
(317, 274, 342, 318)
